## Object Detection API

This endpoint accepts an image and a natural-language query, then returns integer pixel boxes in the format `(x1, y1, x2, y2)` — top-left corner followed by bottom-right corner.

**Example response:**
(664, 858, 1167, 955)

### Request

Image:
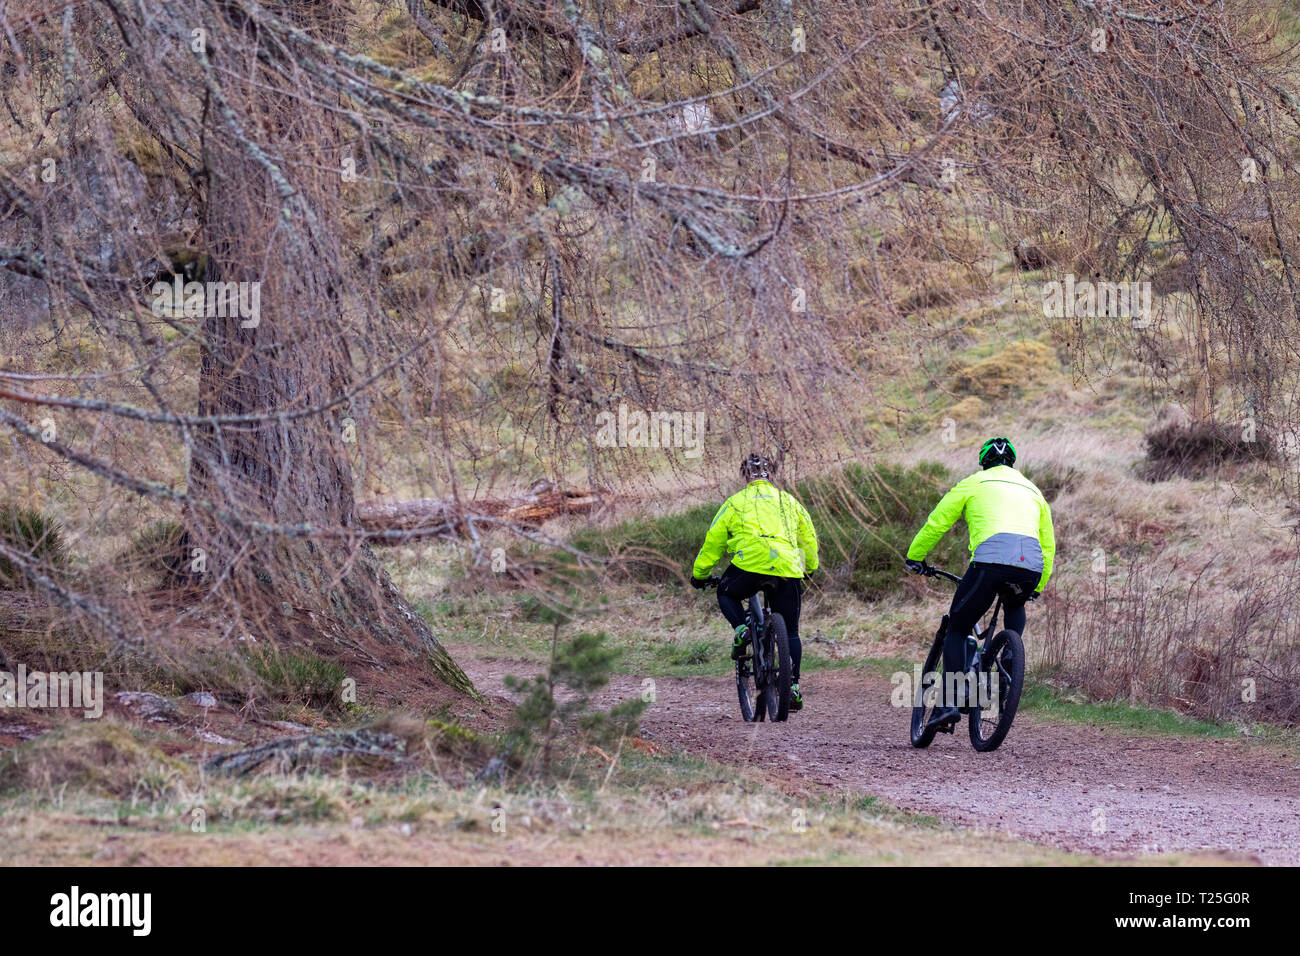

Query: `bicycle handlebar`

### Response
(919, 562, 962, 584)
(708, 566, 964, 588)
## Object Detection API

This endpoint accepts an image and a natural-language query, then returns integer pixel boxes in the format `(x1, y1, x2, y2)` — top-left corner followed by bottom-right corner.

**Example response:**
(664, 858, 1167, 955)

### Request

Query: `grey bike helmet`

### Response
(740, 453, 775, 481)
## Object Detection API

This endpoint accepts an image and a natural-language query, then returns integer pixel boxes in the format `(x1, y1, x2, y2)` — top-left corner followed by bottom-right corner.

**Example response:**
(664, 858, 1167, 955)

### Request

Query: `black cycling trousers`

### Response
(943, 561, 1040, 698)
(716, 565, 804, 681)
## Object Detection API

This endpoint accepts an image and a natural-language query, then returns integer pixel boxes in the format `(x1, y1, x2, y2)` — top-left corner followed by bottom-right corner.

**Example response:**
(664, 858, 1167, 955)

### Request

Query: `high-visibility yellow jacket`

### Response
(906, 465, 1056, 592)
(692, 480, 819, 579)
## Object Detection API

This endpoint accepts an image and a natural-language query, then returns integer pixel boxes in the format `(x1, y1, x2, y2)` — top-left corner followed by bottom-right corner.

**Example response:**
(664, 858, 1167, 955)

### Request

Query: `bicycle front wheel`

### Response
(909, 631, 944, 748)
(969, 629, 1025, 752)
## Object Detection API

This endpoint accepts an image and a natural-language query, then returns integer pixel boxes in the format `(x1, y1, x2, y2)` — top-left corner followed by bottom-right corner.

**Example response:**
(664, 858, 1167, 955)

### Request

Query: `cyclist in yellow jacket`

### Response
(691, 453, 819, 710)
(905, 437, 1055, 728)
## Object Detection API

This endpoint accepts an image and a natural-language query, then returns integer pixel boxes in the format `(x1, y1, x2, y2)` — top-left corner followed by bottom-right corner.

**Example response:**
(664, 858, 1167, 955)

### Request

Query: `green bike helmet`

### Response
(979, 437, 1017, 469)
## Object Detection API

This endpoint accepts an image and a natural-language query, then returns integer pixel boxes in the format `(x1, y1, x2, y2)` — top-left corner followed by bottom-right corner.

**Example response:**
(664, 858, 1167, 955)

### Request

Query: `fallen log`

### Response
(206, 729, 407, 775)
(356, 484, 604, 541)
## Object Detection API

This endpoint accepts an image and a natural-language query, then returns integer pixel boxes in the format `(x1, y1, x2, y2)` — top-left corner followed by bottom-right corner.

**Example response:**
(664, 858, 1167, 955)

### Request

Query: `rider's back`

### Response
(692, 479, 818, 579)
(960, 466, 1047, 547)
(908, 464, 1054, 582)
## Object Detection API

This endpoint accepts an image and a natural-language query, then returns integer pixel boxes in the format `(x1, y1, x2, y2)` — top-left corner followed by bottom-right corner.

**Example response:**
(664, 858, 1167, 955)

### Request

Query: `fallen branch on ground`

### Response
(204, 729, 406, 775)
(356, 484, 605, 541)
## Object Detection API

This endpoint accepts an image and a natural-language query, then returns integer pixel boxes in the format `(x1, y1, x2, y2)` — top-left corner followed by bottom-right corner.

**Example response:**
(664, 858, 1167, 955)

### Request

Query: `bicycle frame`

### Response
(701, 575, 774, 645)
(924, 564, 1004, 668)
(744, 585, 776, 680)
(748, 588, 768, 634)
(968, 593, 1003, 670)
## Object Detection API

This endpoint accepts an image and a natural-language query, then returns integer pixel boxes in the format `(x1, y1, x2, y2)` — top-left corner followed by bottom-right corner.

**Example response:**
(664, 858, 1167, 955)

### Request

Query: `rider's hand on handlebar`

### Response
(1027, 591, 1040, 602)
(690, 576, 710, 590)
(905, 558, 927, 576)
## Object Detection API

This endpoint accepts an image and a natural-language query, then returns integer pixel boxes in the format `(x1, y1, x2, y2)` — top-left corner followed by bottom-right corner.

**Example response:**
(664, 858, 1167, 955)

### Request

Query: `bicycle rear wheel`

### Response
(763, 612, 793, 721)
(909, 631, 945, 748)
(969, 629, 1025, 752)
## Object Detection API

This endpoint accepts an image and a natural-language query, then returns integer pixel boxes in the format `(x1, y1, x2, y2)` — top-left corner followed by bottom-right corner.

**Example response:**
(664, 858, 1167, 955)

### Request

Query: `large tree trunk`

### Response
(185, 1, 472, 696)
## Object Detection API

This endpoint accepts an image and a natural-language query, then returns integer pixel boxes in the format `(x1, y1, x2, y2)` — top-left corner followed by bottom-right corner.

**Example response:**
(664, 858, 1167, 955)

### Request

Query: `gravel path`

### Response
(454, 647, 1300, 864)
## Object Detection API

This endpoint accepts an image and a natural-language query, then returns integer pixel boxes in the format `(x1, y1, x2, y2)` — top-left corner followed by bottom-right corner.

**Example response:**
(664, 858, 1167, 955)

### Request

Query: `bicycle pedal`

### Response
(925, 707, 960, 732)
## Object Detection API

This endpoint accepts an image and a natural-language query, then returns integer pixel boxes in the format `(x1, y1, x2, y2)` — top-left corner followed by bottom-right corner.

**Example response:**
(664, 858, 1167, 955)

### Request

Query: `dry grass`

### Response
(1007, 427, 1297, 725)
(0, 720, 195, 802)
(953, 339, 1061, 398)
(1035, 560, 1300, 725)
(0, 725, 1218, 867)
(1139, 420, 1278, 481)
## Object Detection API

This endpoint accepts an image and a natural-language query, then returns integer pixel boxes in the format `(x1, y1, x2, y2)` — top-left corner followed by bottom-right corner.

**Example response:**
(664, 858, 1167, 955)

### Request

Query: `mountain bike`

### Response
(908, 563, 1027, 752)
(701, 577, 793, 722)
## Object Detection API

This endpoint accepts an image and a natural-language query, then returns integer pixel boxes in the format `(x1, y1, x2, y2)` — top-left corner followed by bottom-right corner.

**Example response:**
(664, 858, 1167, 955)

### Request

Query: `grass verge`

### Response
(0, 723, 1219, 866)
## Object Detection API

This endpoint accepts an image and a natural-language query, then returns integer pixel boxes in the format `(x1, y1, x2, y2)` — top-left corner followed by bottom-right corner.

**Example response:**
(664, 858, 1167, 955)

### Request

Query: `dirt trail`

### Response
(452, 646, 1300, 864)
